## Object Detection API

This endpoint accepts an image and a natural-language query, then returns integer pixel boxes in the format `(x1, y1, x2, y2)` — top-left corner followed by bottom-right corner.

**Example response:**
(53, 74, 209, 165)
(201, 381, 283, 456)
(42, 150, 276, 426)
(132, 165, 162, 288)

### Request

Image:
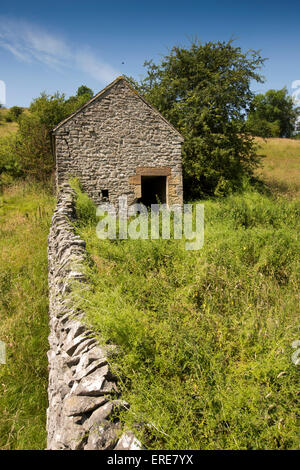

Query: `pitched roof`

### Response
(52, 76, 184, 140)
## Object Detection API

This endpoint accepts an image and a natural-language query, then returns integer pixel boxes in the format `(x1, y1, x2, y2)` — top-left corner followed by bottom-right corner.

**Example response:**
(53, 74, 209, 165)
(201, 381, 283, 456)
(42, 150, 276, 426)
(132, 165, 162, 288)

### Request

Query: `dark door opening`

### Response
(140, 176, 167, 206)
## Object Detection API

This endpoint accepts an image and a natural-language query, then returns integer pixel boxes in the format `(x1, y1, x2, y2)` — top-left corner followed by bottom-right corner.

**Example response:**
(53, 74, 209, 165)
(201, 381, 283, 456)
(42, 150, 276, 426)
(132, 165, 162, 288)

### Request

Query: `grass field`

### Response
(0, 121, 19, 138)
(0, 108, 19, 138)
(0, 182, 55, 449)
(255, 137, 300, 198)
(72, 148, 300, 449)
(0, 136, 298, 449)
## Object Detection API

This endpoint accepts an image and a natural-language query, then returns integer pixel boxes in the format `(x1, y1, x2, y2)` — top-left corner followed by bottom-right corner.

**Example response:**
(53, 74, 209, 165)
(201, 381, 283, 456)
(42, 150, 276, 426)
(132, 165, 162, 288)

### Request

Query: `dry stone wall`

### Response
(47, 184, 141, 450)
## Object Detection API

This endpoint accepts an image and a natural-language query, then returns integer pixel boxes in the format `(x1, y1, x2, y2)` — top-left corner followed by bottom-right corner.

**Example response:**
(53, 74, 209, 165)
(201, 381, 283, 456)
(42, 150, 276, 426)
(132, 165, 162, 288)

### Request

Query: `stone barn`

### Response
(52, 76, 184, 208)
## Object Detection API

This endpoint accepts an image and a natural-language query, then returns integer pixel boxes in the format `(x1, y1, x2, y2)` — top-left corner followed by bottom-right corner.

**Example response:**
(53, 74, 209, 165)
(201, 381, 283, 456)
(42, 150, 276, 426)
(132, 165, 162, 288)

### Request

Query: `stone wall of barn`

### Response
(53, 79, 183, 209)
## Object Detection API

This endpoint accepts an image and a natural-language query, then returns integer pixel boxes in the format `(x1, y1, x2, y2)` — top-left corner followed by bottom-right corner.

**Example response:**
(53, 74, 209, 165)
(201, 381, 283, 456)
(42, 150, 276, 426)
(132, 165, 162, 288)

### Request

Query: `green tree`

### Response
(134, 40, 265, 197)
(246, 88, 300, 138)
(76, 85, 93, 99)
(15, 88, 92, 180)
(8, 106, 24, 122)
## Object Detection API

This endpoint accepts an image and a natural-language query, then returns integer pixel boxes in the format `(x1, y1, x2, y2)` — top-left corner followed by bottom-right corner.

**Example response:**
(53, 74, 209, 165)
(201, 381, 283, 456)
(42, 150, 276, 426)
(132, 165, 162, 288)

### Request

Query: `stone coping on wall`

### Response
(47, 184, 141, 450)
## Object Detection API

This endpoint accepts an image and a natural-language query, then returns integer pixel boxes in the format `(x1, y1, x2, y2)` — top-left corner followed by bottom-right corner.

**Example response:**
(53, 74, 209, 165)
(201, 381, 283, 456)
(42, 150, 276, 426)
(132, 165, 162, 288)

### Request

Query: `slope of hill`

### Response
(0, 121, 19, 138)
(255, 137, 300, 198)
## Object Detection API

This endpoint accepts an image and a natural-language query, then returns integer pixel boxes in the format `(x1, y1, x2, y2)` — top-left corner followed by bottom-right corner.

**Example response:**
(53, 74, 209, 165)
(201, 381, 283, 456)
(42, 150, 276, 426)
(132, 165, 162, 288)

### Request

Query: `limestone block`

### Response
(84, 423, 121, 450)
(63, 395, 107, 417)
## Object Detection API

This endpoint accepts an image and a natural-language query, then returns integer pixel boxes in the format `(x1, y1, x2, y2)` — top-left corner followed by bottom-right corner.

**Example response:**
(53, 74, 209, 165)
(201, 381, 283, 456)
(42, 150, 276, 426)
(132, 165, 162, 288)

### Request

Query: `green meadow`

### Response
(0, 137, 299, 449)
(73, 176, 300, 450)
(0, 182, 55, 449)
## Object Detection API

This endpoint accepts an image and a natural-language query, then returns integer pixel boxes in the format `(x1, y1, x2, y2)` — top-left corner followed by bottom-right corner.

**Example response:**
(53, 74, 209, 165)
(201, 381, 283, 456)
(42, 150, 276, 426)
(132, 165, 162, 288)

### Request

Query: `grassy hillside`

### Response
(72, 143, 300, 449)
(0, 136, 298, 449)
(0, 121, 19, 138)
(0, 108, 19, 138)
(0, 182, 55, 449)
(255, 137, 300, 198)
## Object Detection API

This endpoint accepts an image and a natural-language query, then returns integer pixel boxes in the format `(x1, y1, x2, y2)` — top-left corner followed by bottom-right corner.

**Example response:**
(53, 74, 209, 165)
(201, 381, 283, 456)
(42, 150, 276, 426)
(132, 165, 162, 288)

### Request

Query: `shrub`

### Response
(0, 134, 22, 191)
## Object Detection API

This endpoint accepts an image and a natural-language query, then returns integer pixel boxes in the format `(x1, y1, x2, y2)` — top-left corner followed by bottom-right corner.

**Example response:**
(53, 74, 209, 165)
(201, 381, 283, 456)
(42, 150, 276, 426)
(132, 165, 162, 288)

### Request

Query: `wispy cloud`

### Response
(75, 49, 118, 83)
(0, 17, 119, 82)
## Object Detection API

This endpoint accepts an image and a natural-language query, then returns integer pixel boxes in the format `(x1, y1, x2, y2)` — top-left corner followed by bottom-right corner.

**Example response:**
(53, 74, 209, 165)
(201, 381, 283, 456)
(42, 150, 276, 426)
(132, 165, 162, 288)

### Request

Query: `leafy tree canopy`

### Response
(15, 87, 93, 180)
(246, 88, 300, 138)
(129, 40, 266, 197)
(76, 85, 94, 99)
(8, 105, 24, 121)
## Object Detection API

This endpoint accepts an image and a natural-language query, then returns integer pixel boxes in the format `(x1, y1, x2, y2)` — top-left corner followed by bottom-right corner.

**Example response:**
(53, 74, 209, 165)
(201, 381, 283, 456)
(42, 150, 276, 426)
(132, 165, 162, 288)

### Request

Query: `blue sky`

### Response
(0, 0, 300, 107)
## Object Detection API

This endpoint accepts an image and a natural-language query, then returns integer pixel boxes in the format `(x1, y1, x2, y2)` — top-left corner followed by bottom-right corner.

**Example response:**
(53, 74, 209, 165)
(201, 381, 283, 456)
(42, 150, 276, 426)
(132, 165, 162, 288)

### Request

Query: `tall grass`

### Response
(73, 184, 299, 450)
(0, 109, 18, 138)
(255, 137, 300, 198)
(0, 181, 55, 449)
(0, 135, 298, 449)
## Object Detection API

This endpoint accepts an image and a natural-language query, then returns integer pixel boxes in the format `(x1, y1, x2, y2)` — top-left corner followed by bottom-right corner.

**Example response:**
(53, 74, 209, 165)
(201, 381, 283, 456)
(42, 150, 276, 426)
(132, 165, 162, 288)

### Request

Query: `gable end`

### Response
(52, 77, 184, 141)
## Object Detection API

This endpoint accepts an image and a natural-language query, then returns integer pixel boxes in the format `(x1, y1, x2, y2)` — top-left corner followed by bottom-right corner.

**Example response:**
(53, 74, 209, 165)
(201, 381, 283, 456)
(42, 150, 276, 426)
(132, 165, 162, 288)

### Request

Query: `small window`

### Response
(101, 189, 109, 199)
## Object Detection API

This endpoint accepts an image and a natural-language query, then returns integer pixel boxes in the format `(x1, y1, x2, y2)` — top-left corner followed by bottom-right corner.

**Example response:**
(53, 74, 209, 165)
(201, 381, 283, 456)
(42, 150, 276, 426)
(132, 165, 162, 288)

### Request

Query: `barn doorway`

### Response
(140, 176, 167, 206)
